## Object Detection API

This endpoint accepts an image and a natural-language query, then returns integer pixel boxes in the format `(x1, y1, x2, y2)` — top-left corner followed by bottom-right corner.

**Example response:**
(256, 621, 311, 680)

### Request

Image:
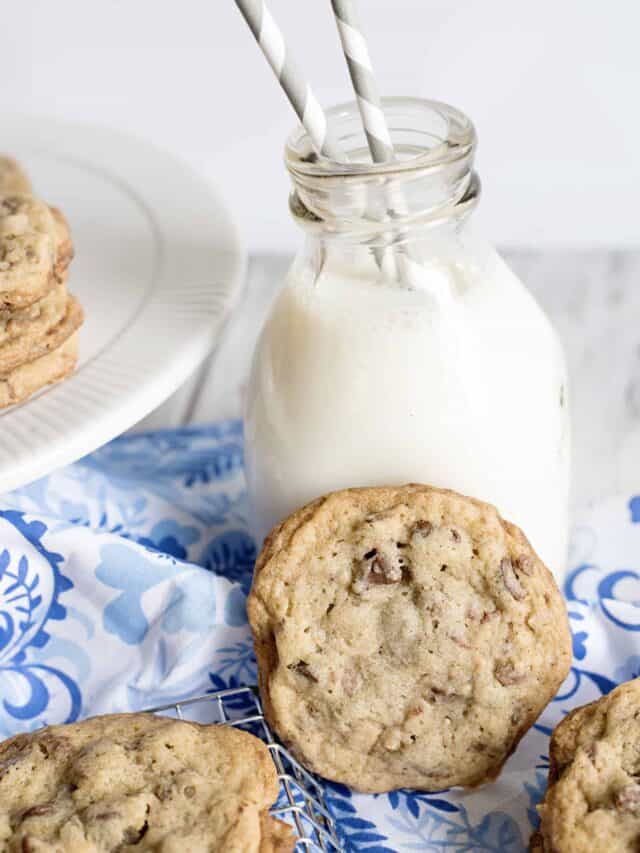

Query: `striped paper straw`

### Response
(235, 0, 345, 162)
(330, 0, 394, 165)
(331, 0, 423, 286)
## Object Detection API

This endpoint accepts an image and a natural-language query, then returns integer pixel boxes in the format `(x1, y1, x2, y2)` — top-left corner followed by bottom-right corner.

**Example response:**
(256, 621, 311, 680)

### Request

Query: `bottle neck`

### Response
(286, 97, 480, 247)
(289, 171, 480, 248)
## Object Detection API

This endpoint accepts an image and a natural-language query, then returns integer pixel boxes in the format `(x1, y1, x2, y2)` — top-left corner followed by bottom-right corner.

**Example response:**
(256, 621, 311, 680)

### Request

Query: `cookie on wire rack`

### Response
(248, 484, 572, 793)
(532, 676, 640, 852)
(0, 713, 295, 852)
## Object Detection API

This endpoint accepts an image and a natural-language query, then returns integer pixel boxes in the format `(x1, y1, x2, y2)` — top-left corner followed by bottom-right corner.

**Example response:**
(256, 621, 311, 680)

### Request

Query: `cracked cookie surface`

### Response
(249, 484, 571, 793)
(533, 677, 640, 852)
(0, 713, 295, 853)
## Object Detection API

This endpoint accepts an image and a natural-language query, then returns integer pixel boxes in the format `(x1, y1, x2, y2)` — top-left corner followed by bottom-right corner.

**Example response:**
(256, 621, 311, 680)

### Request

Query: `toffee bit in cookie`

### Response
(615, 784, 640, 815)
(500, 557, 526, 601)
(515, 555, 534, 576)
(468, 603, 499, 624)
(494, 662, 526, 686)
(288, 661, 318, 682)
(20, 804, 54, 819)
(411, 520, 433, 539)
(342, 666, 363, 697)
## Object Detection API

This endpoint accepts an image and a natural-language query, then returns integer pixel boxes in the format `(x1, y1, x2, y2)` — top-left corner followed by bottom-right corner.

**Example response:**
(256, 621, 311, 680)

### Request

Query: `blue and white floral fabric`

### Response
(2, 419, 639, 852)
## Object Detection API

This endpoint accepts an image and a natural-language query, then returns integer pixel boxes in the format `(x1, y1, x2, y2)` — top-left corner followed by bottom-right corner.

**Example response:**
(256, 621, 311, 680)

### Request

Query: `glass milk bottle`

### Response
(245, 98, 571, 581)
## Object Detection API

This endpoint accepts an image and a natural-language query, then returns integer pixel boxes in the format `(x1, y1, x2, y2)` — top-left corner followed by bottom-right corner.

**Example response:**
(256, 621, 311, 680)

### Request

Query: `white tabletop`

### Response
(138, 250, 640, 510)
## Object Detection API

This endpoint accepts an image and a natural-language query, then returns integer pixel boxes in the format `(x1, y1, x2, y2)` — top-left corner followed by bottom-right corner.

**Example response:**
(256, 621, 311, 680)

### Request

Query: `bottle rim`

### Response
(285, 97, 476, 180)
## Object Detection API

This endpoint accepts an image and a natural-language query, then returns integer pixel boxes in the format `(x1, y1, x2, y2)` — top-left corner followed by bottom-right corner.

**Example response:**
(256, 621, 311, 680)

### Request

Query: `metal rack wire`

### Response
(145, 686, 343, 852)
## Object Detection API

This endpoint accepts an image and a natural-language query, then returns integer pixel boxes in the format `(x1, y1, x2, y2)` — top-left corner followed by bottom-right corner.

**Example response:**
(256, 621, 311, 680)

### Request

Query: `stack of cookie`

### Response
(0, 156, 83, 408)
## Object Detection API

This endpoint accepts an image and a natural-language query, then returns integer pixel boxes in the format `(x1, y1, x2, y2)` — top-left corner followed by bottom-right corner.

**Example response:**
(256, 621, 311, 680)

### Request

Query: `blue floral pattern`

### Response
(0, 511, 80, 729)
(1, 423, 640, 851)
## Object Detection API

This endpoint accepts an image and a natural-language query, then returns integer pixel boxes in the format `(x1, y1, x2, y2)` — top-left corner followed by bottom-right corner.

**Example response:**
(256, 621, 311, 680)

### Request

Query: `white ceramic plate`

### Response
(0, 116, 246, 491)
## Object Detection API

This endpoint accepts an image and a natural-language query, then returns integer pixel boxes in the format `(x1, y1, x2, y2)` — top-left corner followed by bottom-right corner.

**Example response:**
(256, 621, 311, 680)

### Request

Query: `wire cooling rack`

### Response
(145, 686, 343, 852)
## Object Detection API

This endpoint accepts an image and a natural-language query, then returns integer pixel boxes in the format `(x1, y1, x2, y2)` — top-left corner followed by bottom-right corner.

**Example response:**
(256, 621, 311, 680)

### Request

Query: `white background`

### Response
(1, 1, 639, 252)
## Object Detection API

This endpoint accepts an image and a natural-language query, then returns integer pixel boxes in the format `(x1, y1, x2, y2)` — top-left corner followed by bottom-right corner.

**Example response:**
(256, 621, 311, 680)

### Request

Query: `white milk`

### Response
(245, 242, 570, 581)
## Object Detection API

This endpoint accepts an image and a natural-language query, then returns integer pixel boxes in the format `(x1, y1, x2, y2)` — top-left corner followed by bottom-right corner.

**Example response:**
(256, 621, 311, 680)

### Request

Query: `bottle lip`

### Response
(285, 97, 476, 180)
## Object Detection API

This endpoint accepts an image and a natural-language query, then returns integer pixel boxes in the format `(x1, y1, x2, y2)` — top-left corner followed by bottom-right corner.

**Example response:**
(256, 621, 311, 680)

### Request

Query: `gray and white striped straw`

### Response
(235, 0, 345, 162)
(331, 0, 422, 285)
(330, 0, 394, 164)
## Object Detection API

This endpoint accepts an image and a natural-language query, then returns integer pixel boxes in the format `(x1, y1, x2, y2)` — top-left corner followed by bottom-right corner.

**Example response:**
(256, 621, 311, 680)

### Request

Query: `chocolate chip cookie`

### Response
(533, 677, 640, 852)
(0, 332, 79, 408)
(249, 484, 572, 793)
(0, 156, 32, 196)
(0, 292, 82, 377)
(0, 194, 72, 310)
(0, 713, 295, 852)
(0, 283, 69, 349)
